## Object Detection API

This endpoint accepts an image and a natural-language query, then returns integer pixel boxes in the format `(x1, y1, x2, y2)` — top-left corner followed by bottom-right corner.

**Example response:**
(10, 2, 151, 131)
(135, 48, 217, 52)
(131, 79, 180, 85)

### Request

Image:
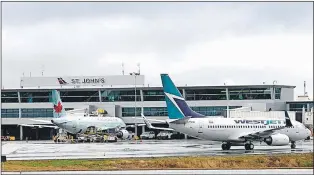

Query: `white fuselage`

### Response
(52, 115, 126, 134)
(168, 117, 311, 142)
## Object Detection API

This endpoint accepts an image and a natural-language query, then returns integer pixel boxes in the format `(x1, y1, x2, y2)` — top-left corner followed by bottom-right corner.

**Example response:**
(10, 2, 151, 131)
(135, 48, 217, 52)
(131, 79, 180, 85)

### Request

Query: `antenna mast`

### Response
(41, 65, 45, 76)
(122, 63, 125, 75)
(304, 81, 307, 95)
(137, 63, 140, 75)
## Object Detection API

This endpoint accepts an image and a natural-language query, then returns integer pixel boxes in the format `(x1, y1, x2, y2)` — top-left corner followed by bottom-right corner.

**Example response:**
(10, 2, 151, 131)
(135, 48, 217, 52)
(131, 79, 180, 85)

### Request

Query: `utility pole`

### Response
(130, 72, 140, 117)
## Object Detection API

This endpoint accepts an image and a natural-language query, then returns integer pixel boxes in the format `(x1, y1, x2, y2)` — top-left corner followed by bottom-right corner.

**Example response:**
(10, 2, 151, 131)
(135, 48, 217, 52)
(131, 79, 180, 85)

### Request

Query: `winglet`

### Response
(285, 111, 293, 127)
(141, 113, 153, 129)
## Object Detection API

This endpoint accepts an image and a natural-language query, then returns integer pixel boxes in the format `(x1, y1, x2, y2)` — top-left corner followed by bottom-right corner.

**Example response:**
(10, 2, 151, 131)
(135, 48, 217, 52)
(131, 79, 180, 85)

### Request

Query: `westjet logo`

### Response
(164, 92, 185, 116)
(234, 119, 284, 125)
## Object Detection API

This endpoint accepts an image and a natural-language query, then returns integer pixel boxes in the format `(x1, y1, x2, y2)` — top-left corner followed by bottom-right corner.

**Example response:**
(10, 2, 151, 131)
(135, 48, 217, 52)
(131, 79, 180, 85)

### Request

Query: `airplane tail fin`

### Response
(52, 90, 66, 118)
(160, 74, 205, 120)
(284, 111, 293, 127)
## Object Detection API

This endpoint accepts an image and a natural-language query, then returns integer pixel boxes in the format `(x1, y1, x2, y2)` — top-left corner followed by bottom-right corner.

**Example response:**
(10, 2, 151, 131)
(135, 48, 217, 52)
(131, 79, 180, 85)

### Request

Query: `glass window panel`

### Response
(228, 88, 272, 100)
(101, 90, 140, 102)
(185, 88, 227, 100)
(1, 97, 19, 103)
(2, 92, 18, 97)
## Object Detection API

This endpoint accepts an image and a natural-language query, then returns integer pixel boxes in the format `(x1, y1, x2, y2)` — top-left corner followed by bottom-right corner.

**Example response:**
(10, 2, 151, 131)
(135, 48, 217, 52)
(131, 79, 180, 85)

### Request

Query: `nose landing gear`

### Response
(291, 141, 296, 149)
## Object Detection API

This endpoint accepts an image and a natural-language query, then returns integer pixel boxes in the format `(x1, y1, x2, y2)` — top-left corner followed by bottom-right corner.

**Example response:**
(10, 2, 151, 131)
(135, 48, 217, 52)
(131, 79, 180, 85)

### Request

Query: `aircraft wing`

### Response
(238, 126, 285, 140)
(29, 119, 53, 124)
(131, 117, 168, 123)
(140, 113, 175, 131)
(238, 111, 293, 140)
(126, 124, 146, 128)
(19, 124, 59, 129)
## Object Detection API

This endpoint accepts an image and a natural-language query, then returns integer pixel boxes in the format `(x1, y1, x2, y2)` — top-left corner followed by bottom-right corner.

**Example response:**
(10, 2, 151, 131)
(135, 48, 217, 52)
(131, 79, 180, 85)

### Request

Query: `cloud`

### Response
(2, 2, 313, 100)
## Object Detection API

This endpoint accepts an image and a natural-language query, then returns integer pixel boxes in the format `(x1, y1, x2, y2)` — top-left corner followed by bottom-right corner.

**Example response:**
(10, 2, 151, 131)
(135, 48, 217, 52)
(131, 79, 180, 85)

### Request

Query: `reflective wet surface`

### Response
(2, 139, 313, 160)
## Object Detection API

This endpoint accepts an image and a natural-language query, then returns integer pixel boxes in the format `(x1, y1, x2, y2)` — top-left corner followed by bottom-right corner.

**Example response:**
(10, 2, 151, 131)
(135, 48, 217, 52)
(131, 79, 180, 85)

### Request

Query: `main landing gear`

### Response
(221, 142, 231, 150)
(244, 142, 254, 150)
(221, 141, 255, 150)
(291, 141, 296, 149)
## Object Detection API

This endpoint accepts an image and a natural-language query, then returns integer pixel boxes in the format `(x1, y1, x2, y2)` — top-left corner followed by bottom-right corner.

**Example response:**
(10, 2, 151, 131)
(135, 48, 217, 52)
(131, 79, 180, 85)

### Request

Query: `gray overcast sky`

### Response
(2, 2, 313, 99)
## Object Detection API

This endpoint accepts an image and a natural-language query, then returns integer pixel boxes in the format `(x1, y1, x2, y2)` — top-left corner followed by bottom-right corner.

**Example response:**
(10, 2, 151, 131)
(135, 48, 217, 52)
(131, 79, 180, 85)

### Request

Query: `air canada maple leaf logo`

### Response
(54, 102, 63, 113)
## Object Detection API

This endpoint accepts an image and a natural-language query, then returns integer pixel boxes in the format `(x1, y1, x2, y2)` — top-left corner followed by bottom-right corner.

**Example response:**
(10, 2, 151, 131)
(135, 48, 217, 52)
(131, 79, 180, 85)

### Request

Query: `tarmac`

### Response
(2, 139, 313, 160)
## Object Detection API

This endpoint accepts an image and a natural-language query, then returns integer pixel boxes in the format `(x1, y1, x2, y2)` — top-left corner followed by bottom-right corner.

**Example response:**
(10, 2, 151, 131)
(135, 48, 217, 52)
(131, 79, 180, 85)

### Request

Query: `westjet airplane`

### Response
(139, 74, 311, 150)
(20, 90, 144, 139)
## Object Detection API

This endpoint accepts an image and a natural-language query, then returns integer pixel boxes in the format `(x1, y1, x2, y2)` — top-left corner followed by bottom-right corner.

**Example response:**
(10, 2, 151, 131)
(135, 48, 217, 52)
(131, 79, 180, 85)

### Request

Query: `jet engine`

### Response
(264, 133, 290, 146)
(116, 129, 130, 140)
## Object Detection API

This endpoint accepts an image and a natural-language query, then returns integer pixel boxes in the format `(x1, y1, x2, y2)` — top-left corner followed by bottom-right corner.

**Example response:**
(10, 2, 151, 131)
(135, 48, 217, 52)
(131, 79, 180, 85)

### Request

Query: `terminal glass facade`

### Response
(122, 107, 142, 117)
(20, 91, 51, 103)
(191, 106, 242, 116)
(1, 92, 19, 103)
(185, 89, 227, 100)
(289, 103, 308, 112)
(142, 89, 183, 101)
(101, 90, 141, 102)
(60, 91, 99, 102)
(1, 109, 19, 118)
(122, 106, 242, 117)
(143, 107, 168, 116)
(21, 108, 54, 118)
(228, 88, 271, 100)
(275, 88, 281, 99)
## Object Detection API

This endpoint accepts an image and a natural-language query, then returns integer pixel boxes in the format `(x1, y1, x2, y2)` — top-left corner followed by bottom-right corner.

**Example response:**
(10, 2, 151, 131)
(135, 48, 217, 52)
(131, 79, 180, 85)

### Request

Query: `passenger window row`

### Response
(207, 125, 285, 129)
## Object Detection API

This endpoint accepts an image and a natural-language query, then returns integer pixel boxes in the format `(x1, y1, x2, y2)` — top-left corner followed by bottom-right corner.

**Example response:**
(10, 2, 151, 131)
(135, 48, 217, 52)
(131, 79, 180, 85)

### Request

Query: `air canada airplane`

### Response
(20, 90, 144, 139)
(138, 74, 312, 150)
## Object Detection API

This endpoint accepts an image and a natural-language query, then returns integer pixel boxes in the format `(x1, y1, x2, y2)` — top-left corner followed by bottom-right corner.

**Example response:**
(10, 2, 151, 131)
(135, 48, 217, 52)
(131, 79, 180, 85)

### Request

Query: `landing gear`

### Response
(291, 141, 296, 149)
(244, 142, 254, 150)
(221, 142, 231, 150)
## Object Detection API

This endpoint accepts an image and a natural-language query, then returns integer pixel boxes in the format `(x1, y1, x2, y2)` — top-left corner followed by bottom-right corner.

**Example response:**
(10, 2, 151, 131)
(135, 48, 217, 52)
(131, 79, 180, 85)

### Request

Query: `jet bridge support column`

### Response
(135, 125, 138, 137)
(184, 134, 187, 139)
(20, 125, 23, 141)
(142, 125, 145, 133)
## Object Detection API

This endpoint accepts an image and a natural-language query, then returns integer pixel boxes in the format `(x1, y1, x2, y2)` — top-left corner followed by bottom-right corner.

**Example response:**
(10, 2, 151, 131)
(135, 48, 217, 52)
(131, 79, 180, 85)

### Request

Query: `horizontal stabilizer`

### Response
(29, 119, 53, 124)
(131, 117, 168, 123)
(141, 113, 174, 131)
(169, 116, 191, 124)
(19, 124, 58, 129)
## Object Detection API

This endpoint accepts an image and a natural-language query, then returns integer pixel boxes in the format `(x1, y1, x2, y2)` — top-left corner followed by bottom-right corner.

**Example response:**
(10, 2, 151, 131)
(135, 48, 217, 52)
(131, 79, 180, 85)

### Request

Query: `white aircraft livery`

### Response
(140, 74, 312, 150)
(20, 90, 144, 139)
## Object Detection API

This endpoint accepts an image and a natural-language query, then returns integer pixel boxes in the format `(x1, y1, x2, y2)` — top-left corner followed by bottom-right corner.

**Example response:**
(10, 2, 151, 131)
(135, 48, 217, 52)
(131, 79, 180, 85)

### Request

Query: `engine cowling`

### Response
(116, 129, 130, 140)
(264, 133, 290, 146)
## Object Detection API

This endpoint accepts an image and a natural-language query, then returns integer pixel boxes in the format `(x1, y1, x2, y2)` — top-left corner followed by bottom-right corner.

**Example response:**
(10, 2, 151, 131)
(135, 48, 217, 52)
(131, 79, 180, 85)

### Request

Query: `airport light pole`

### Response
(130, 72, 140, 117)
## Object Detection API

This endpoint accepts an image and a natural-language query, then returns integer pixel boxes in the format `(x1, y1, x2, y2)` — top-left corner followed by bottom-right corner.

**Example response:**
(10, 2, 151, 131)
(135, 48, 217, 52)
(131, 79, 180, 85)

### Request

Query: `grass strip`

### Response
(3, 153, 313, 171)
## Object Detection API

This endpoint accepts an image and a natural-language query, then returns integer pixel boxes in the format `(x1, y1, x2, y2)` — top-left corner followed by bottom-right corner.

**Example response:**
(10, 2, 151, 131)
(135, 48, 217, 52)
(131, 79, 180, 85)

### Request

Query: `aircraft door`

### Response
(296, 125, 300, 134)
(198, 122, 203, 134)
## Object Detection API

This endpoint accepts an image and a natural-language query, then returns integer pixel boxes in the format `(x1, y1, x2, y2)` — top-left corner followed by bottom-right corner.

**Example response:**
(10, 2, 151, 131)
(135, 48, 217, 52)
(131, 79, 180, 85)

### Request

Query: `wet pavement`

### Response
(2, 139, 313, 160)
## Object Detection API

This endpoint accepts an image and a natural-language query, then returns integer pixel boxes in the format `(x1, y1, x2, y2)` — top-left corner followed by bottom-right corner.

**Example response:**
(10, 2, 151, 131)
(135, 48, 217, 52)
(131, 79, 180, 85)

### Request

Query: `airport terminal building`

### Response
(1, 75, 313, 140)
